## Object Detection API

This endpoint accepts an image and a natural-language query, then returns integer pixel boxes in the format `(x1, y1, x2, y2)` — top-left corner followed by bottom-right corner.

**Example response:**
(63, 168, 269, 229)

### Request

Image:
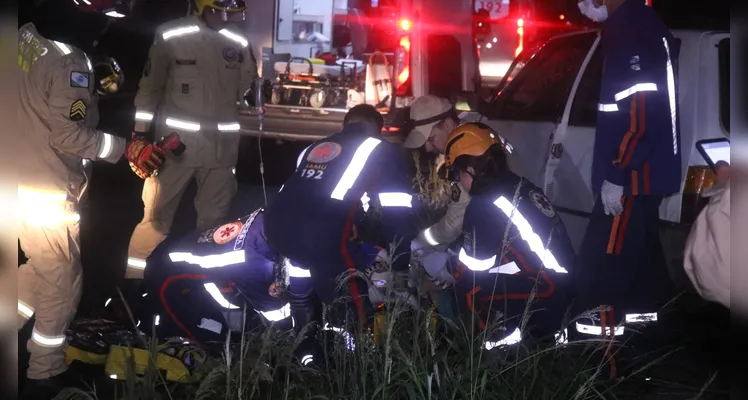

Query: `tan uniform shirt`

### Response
(418, 182, 471, 252)
(18, 23, 125, 215)
(132, 16, 258, 169)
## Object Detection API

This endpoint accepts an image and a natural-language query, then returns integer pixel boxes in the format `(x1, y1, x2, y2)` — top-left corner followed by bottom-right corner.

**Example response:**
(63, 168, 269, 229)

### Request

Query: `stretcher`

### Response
(271, 57, 366, 109)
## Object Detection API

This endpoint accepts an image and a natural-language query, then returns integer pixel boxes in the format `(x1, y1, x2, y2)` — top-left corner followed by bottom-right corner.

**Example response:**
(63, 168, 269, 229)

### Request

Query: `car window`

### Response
(718, 38, 729, 133)
(485, 32, 597, 123)
(568, 45, 603, 127)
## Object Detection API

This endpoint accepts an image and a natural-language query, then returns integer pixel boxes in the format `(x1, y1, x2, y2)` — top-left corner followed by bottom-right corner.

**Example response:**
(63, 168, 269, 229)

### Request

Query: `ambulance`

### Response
(239, 0, 489, 141)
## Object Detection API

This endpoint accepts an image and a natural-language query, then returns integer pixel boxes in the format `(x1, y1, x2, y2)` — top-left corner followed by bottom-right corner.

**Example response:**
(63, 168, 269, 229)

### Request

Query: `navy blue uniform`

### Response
(454, 172, 574, 343)
(265, 122, 417, 324)
(577, 0, 680, 334)
(142, 209, 296, 342)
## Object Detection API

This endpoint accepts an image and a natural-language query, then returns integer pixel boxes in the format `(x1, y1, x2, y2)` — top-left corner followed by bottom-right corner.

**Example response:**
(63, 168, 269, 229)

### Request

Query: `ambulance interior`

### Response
(270, 0, 401, 111)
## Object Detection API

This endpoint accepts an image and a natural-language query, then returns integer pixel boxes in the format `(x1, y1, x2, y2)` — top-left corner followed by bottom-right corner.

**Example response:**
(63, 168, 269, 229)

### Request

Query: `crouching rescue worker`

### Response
(431, 123, 575, 346)
(18, 1, 167, 396)
(264, 104, 420, 330)
(140, 208, 296, 343)
(126, 0, 259, 279)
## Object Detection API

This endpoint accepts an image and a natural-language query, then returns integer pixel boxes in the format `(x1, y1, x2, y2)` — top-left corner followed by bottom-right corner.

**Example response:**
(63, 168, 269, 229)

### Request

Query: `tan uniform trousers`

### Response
(125, 161, 237, 279)
(18, 214, 82, 379)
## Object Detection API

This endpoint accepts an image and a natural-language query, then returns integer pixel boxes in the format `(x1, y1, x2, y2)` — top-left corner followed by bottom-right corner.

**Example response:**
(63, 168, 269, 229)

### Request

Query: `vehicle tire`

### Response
(310, 89, 326, 108)
(271, 88, 283, 105)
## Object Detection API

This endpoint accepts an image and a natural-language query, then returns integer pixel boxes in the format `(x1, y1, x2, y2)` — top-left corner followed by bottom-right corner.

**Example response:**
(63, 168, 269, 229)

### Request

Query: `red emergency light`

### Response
(399, 19, 412, 31)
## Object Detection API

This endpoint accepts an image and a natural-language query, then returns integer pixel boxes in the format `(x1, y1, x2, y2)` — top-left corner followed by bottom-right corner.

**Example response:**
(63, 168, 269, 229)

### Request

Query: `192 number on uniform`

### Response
(300, 169, 324, 179)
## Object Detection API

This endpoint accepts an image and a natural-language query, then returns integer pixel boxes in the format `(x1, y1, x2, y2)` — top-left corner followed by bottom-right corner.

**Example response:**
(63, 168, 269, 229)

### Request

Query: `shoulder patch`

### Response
(307, 142, 342, 164)
(233, 208, 262, 250)
(222, 47, 239, 62)
(70, 71, 89, 88)
(69, 99, 87, 121)
(529, 190, 556, 218)
(451, 184, 461, 202)
(213, 221, 244, 245)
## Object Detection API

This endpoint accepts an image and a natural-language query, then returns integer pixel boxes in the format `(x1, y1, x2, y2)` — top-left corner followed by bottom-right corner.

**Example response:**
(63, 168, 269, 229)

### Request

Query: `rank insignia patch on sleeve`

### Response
(69, 99, 87, 121)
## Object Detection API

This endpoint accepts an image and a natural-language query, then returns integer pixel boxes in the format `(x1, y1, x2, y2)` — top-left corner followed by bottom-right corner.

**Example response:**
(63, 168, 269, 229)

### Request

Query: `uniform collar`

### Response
(604, 0, 640, 27)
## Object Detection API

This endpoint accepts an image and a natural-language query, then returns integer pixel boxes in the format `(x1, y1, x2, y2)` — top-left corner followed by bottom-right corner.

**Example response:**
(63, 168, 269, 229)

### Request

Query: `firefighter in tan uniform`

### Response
(18, 0, 165, 395)
(126, 0, 258, 279)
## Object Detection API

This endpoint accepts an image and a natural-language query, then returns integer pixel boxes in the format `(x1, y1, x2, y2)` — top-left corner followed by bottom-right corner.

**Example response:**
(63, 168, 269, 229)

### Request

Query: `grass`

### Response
(50, 270, 725, 400)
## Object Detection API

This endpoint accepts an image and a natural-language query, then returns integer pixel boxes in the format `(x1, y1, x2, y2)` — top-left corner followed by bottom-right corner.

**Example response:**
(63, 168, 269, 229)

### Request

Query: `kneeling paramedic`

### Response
(141, 208, 303, 343)
(264, 104, 419, 330)
(432, 123, 575, 345)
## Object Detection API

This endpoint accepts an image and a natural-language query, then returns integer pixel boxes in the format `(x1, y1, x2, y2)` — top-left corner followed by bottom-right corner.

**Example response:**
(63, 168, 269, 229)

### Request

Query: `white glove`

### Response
(367, 270, 420, 309)
(601, 180, 624, 216)
(422, 251, 455, 289)
(410, 238, 433, 261)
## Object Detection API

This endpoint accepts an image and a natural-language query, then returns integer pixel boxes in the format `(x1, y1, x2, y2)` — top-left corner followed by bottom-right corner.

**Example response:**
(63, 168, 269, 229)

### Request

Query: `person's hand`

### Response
(410, 237, 434, 261)
(715, 161, 730, 185)
(601, 180, 624, 216)
(126, 138, 166, 179)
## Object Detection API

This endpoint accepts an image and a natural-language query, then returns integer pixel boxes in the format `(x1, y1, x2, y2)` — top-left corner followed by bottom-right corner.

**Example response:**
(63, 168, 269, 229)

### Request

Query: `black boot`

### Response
(21, 369, 83, 400)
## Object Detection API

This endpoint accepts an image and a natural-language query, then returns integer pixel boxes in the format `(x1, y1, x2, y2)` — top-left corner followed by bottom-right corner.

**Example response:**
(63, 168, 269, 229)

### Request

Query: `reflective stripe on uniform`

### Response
(598, 103, 619, 112)
(18, 300, 34, 319)
(127, 257, 147, 270)
(168, 250, 245, 269)
(378, 192, 412, 208)
(458, 249, 496, 271)
(203, 283, 240, 309)
(422, 227, 439, 246)
(51, 41, 71, 55)
(360, 192, 371, 212)
(135, 111, 154, 121)
(493, 196, 568, 274)
(285, 258, 311, 278)
(330, 137, 382, 200)
(257, 303, 291, 321)
(218, 29, 249, 47)
(166, 117, 201, 132)
(217, 122, 241, 132)
(575, 322, 625, 336)
(17, 186, 80, 226)
(97, 133, 116, 159)
(484, 327, 522, 350)
(613, 83, 657, 102)
(662, 37, 678, 154)
(162, 25, 200, 41)
(31, 328, 65, 347)
(625, 312, 658, 323)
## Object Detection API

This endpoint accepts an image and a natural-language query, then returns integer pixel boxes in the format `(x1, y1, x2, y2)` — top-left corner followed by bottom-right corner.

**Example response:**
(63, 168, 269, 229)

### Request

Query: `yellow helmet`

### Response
(195, 0, 246, 15)
(444, 122, 501, 168)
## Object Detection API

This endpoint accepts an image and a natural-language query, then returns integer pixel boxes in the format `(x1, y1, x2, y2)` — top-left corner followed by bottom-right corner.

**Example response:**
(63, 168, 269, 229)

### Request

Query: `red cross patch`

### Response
(212, 221, 244, 245)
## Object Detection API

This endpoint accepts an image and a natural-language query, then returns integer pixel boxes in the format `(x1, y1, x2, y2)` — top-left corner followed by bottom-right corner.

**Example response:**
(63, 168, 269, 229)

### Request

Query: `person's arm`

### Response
(367, 145, 418, 271)
(418, 182, 470, 250)
(457, 199, 502, 272)
(48, 55, 125, 163)
(598, 31, 675, 186)
(239, 39, 259, 105)
(133, 29, 170, 136)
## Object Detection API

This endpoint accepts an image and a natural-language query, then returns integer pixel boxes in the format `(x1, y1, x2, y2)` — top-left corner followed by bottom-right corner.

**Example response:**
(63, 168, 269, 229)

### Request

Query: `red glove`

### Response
(126, 138, 166, 179)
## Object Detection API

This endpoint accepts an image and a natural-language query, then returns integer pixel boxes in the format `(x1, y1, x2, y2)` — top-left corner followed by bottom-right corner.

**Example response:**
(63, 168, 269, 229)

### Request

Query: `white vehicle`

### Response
(461, 29, 729, 275)
(239, 0, 484, 140)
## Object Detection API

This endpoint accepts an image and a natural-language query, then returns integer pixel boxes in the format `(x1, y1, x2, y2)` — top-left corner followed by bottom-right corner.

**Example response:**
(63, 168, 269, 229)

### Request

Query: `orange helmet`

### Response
(443, 122, 501, 168)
